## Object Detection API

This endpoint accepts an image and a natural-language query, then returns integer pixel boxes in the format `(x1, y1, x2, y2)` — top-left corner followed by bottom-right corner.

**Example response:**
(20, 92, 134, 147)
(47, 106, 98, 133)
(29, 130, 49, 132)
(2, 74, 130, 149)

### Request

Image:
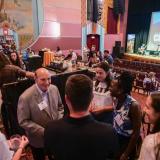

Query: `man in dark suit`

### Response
(45, 74, 119, 160)
(17, 68, 64, 160)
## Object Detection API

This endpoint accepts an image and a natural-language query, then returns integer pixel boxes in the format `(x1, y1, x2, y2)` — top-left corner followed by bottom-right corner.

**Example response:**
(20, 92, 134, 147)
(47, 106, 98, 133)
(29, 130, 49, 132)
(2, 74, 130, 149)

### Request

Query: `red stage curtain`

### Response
(107, 7, 118, 34)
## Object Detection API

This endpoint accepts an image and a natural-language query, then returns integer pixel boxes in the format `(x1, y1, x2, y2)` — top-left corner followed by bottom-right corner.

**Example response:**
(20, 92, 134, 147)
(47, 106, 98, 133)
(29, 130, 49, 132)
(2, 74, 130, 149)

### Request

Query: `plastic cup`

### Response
(10, 134, 22, 151)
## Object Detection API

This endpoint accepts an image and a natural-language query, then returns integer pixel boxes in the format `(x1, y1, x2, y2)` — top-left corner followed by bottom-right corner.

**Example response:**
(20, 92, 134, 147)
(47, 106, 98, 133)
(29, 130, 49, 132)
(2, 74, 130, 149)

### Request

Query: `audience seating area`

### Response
(113, 59, 160, 76)
(113, 59, 160, 94)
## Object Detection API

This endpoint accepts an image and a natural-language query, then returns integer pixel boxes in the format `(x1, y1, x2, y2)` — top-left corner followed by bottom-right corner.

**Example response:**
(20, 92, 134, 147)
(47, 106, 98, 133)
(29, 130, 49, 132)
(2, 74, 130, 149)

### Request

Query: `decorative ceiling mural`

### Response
(0, 0, 33, 32)
(0, 0, 34, 49)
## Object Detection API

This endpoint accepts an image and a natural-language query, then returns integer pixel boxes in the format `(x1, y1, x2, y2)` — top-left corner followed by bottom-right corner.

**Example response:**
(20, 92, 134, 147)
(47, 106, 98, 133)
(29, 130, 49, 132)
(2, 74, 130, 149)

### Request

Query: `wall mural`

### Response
(0, 0, 34, 49)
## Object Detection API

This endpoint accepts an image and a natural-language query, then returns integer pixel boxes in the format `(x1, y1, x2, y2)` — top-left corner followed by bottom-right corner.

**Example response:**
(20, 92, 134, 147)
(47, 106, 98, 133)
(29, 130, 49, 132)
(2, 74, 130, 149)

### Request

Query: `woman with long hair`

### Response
(0, 52, 34, 135)
(90, 61, 113, 124)
(88, 52, 100, 67)
(0, 51, 34, 88)
(139, 92, 160, 160)
(9, 51, 24, 69)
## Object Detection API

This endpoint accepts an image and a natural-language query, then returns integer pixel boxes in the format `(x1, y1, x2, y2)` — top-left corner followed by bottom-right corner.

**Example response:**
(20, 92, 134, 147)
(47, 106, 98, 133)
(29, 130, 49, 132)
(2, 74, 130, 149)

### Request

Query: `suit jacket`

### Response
(17, 84, 64, 148)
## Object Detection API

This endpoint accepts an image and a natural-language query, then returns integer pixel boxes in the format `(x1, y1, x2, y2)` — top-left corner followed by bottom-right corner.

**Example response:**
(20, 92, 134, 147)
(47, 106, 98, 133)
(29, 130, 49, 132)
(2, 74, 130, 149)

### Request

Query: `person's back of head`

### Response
(65, 74, 93, 112)
(104, 50, 109, 54)
(56, 46, 60, 52)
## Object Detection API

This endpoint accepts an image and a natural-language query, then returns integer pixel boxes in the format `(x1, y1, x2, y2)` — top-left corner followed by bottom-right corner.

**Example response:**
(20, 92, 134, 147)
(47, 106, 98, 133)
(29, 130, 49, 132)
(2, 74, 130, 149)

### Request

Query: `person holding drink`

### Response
(0, 132, 28, 160)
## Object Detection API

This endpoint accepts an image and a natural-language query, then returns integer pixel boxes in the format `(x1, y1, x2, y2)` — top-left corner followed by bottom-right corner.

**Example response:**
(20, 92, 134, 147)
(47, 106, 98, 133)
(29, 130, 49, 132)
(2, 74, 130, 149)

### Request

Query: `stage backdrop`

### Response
(147, 11, 160, 51)
(127, 13, 151, 53)
(126, 0, 160, 53)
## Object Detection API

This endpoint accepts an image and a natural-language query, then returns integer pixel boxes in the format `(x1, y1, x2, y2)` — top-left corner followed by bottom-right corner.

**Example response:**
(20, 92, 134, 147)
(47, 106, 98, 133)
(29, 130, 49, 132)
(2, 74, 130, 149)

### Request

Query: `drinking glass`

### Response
(10, 134, 22, 151)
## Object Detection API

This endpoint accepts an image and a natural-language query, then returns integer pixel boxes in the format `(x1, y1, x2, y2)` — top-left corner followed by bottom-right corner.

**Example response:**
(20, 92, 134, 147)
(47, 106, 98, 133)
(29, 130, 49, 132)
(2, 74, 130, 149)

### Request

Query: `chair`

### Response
(1, 79, 34, 137)
(27, 56, 43, 71)
(134, 79, 144, 93)
(143, 81, 155, 95)
(137, 74, 145, 80)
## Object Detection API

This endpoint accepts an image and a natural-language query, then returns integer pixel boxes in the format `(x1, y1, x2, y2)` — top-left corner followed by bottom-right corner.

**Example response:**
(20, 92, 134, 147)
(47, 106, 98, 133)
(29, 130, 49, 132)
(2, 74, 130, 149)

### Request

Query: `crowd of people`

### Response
(85, 46, 114, 67)
(54, 45, 114, 68)
(0, 53, 34, 88)
(0, 40, 36, 88)
(0, 44, 160, 160)
(0, 66, 159, 160)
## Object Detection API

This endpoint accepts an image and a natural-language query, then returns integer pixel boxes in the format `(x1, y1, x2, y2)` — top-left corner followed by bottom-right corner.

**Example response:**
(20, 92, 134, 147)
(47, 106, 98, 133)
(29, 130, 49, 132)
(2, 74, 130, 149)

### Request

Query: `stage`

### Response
(124, 53, 160, 63)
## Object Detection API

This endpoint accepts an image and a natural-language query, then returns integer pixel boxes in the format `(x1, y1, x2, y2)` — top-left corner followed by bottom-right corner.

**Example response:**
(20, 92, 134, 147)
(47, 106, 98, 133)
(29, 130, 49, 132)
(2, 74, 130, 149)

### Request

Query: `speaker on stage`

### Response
(112, 46, 124, 59)
(115, 41, 121, 47)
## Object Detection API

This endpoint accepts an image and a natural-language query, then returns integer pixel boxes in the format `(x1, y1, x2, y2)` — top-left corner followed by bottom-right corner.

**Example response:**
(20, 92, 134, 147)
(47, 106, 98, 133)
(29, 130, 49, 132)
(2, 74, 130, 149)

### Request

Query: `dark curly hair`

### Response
(9, 51, 22, 68)
(117, 71, 134, 95)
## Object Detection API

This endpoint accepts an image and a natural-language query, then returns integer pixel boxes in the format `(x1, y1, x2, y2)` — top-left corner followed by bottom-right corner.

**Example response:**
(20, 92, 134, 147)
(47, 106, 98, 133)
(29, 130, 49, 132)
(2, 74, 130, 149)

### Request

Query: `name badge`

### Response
(38, 100, 48, 111)
(114, 114, 123, 126)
